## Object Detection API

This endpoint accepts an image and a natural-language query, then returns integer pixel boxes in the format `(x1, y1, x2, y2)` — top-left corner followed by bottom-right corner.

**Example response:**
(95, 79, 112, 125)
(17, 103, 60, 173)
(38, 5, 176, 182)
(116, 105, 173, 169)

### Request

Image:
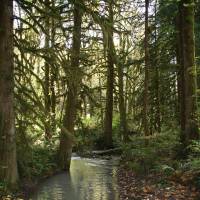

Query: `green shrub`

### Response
(17, 145, 57, 180)
(186, 141, 200, 172)
(122, 129, 180, 174)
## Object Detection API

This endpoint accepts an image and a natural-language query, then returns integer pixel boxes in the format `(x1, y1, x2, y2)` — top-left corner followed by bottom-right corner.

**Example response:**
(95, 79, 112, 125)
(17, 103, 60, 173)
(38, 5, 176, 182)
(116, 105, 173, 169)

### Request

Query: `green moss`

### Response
(187, 66, 197, 76)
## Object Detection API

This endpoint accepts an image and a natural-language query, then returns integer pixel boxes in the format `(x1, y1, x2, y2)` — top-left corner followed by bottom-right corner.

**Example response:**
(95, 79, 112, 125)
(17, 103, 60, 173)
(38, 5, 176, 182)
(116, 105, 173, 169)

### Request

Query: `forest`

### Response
(1, 0, 200, 199)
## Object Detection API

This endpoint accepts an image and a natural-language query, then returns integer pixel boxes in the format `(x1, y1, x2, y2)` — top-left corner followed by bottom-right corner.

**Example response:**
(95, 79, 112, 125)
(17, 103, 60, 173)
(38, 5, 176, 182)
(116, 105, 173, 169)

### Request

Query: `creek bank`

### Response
(1, 164, 60, 199)
(117, 166, 200, 200)
(22, 169, 62, 199)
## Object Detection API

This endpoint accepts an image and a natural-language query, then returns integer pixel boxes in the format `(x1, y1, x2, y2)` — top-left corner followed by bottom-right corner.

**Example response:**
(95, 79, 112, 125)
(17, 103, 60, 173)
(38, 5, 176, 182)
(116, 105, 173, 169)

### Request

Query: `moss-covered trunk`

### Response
(103, 0, 114, 148)
(181, 0, 199, 143)
(44, 0, 51, 140)
(58, 2, 82, 170)
(143, 0, 150, 136)
(176, 3, 186, 139)
(0, 0, 18, 185)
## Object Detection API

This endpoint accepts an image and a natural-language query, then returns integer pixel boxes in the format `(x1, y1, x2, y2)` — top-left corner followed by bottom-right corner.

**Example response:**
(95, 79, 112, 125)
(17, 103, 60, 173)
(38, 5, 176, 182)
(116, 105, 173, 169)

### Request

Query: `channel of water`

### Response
(30, 156, 119, 200)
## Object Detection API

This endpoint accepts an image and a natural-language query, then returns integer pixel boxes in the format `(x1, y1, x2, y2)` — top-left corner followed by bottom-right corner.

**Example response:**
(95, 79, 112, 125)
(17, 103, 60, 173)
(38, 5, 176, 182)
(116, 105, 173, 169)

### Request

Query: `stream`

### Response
(30, 155, 119, 200)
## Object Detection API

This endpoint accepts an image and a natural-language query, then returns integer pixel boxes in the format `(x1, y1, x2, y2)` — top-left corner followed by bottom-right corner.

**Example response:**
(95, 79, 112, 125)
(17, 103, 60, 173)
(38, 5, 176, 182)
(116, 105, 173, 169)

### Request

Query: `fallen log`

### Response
(92, 148, 122, 156)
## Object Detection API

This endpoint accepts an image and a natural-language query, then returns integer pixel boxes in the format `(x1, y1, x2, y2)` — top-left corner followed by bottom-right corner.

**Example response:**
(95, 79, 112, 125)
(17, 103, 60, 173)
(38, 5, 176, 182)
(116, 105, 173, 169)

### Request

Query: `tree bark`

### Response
(58, 2, 82, 170)
(50, 0, 56, 134)
(44, 0, 51, 139)
(176, 3, 186, 138)
(117, 36, 128, 142)
(0, 0, 18, 185)
(117, 62, 128, 141)
(103, 0, 114, 148)
(143, 0, 150, 136)
(181, 0, 199, 143)
(154, 0, 161, 133)
(98, 72, 104, 128)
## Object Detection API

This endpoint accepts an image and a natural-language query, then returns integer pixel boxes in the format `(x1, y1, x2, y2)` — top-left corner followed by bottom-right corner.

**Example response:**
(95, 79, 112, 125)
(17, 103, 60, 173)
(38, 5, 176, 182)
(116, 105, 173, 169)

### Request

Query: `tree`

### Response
(44, 0, 51, 139)
(58, 1, 83, 170)
(117, 41, 128, 141)
(154, 0, 161, 133)
(0, 0, 18, 185)
(176, 2, 186, 137)
(103, 0, 115, 148)
(180, 0, 199, 144)
(143, 0, 150, 136)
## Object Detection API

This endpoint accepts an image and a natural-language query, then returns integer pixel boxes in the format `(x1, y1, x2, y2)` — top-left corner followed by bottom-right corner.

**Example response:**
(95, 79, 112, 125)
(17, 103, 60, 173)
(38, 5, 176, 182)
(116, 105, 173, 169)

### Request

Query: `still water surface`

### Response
(30, 156, 119, 200)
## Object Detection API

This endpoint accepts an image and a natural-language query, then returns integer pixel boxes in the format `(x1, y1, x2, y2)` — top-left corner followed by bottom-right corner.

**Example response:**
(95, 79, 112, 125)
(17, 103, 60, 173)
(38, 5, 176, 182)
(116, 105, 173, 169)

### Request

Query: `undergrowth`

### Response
(121, 127, 200, 191)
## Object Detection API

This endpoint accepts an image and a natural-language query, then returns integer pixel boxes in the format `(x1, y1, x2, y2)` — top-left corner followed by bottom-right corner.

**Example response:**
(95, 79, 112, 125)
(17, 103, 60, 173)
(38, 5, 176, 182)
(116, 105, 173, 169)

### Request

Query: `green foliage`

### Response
(17, 144, 57, 180)
(122, 129, 180, 174)
(186, 141, 200, 172)
(112, 113, 123, 146)
(0, 181, 9, 195)
(74, 127, 99, 152)
(0, 180, 18, 197)
(123, 140, 159, 174)
(74, 114, 122, 152)
(156, 164, 176, 176)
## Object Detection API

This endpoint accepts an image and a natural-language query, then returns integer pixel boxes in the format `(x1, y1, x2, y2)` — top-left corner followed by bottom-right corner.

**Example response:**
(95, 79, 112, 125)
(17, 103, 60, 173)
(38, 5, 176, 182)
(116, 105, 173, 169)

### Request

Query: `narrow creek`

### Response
(30, 156, 119, 200)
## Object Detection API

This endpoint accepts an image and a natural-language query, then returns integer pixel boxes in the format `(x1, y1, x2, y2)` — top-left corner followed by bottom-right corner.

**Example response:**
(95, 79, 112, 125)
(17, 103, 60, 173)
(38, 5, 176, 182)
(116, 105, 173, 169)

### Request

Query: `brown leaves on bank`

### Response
(117, 168, 200, 200)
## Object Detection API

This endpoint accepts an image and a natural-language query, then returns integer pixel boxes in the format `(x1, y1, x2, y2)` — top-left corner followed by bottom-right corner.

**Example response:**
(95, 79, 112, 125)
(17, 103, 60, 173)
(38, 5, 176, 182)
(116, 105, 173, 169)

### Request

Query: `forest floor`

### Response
(117, 167, 200, 200)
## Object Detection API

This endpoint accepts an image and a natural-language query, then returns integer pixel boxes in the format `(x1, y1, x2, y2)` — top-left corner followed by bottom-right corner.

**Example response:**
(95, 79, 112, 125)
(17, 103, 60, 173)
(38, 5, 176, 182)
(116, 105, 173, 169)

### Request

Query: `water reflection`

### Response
(30, 156, 119, 200)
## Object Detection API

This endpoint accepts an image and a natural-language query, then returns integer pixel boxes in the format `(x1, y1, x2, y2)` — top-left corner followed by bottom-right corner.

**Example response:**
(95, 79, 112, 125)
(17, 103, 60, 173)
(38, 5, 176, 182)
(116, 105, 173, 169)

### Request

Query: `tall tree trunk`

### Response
(58, 2, 82, 170)
(117, 36, 128, 142)
(117, 62, 128, 141)
(98, 72, 104, 128)
(181, 0, 199, 143)
(44, 0, 51, 139)
(103, 0, 114, 148)
(154, 0, 161, 133)
(50, 64, 56, 133)
(176, 4, 186, 138)
(143, 0, 150, 136)
(0, 0, 18, 185)
(50, 0, 56, 134)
